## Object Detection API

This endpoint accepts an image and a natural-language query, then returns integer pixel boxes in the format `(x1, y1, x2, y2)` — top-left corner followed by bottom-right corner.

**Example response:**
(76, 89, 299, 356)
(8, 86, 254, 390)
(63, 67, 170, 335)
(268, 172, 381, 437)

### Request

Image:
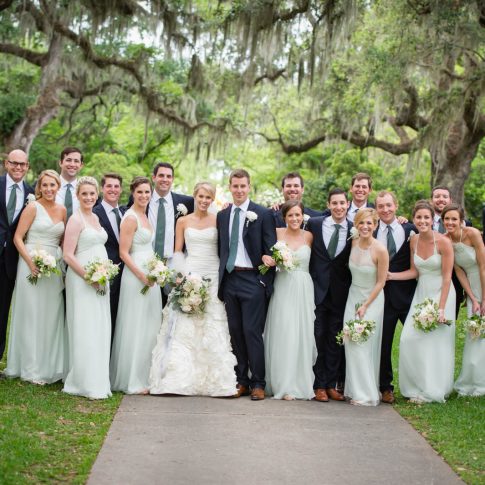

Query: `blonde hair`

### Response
(35, 169, 61, 199)
(354, 207, 379, 227)
(76, 176, 98, 195)
(193, 181, 215, 200)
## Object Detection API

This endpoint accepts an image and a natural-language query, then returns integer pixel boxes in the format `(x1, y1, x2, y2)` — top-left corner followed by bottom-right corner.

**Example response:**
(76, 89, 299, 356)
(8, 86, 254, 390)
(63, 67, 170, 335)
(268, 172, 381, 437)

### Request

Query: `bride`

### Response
(149, 182, 237, 396)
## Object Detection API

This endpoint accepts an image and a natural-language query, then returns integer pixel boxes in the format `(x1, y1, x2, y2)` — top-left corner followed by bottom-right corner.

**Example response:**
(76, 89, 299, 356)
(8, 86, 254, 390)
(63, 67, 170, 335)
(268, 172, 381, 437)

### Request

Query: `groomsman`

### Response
(273, 172, 323, 227)
(55, 147, 84, 219)
(0, 150, 34, 360)
(375, 191, 417, 404)
(346, 172, 374, 222)
(306, 188, 352, 402)
(217, 169, 276, 401)
(148, 162, 194, 305)
(93, 173, 126, 342)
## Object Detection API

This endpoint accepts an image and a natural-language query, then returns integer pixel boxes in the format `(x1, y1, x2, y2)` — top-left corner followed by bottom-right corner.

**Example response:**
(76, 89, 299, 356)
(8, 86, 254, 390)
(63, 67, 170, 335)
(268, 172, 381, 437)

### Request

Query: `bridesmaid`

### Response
(263, 200, 316, 400)
(5, 170, 66, 384)
(389, 200, 455, 403)
(110, 177, 162, 394)
(343, 208, 388, 406)
(442, 203, 485, 396)
(63, 176, 112, 399)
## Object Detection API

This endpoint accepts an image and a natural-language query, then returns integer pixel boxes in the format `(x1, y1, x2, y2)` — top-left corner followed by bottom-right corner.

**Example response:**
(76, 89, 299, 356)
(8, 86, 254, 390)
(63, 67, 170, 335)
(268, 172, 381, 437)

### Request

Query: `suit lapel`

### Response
(0, 176, 7, 220)
(98, 205, 117, 242)
(220, 207, 231, 248)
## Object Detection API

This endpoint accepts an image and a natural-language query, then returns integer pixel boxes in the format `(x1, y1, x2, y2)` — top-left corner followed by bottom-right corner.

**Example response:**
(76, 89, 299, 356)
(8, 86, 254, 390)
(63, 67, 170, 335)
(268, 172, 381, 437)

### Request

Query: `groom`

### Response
(217, 169, 276, 400)
(306, 188, 352, 402)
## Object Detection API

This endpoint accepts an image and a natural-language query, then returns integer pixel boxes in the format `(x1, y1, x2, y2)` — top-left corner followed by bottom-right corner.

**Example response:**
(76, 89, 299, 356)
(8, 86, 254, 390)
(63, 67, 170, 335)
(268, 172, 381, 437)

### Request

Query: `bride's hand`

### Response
(261, 255, 276, 267)
(139, 275, 153, 287)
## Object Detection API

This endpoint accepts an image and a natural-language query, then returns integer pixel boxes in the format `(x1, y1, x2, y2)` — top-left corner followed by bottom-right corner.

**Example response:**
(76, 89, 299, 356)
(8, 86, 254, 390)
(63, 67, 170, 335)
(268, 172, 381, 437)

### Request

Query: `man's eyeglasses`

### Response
(6, 160, 29, 168)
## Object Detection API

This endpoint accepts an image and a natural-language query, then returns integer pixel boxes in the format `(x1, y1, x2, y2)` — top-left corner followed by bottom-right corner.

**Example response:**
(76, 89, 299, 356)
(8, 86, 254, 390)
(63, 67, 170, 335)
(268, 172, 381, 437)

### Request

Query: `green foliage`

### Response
(83, 153, 143, 204)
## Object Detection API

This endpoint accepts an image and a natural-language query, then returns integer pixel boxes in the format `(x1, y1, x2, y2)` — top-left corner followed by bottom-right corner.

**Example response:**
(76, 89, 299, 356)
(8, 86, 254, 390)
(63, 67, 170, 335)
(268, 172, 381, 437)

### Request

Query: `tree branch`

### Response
(0, 43, 47, 66)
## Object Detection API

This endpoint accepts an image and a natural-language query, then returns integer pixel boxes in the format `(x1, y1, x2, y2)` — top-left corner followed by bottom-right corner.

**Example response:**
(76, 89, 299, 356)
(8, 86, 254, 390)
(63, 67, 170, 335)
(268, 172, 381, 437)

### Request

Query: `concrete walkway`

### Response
(88, 395, 462, 485)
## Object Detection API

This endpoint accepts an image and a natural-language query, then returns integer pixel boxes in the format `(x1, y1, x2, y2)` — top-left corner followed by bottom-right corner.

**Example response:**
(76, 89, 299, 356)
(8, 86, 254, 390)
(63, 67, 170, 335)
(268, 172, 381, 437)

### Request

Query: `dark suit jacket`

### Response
(307, 216, 353, 307)
(273, 206, 323, 228)
(375, 222, 417, 311)
(0, 176, 35, 279)
(217, 201, 276, 299)
(93, 203, 127, 265)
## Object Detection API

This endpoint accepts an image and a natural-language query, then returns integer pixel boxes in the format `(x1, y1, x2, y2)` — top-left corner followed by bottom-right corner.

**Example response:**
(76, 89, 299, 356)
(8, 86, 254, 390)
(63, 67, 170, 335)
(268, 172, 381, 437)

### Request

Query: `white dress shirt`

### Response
(56, 176, 79, 212)
(101, 200, 121, 241)
(347, 201, 369, 222)
(229, 198, 253, 268)
(149, 191, 175, 259)
(322, 217, 348, 257)
(377, 219, 405, 255)
(5, 174, 25, 222)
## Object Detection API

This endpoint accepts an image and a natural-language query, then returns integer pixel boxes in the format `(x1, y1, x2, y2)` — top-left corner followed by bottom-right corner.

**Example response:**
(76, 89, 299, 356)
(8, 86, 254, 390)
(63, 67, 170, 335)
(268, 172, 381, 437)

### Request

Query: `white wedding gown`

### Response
(149, 227, 237, 396)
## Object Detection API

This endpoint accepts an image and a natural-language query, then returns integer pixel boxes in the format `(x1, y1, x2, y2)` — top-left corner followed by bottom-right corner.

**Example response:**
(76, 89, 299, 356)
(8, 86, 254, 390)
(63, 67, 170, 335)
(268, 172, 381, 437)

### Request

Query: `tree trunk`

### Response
(429, 119, 481, 207)
(4, 35, 63, 154)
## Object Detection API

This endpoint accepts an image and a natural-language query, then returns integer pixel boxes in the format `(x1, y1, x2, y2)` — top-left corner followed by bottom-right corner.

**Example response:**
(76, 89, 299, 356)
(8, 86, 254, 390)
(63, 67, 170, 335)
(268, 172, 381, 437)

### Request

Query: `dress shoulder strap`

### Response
(432, 231, 437, 254)
(459, 228, 463, 243)
(77, 209, 87, 229)
(414, 234, 419, 255)
(123, 208, 141, 229)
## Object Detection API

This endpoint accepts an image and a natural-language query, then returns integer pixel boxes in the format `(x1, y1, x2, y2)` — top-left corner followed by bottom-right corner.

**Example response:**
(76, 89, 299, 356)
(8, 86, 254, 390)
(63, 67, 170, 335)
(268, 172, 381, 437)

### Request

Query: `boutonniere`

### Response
(245, 211, 258, 227)
(347, 227, 359, 241)
(407, 230, 416, 242)
(302, 214, 310, 229)
(176, 203, 188, 218)
(25, 193, 36, 206)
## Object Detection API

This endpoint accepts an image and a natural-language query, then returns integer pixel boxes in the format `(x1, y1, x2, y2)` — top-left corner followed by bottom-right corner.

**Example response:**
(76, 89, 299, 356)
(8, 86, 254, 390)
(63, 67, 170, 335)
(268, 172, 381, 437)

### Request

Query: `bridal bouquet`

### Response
(141, 255, 174, 295)
(259, 240, 298, 275)
(463, 314, 485, 340)
(170, 273, 210, 315)
(27, 249, 60, 285)
(337, 316, 376, 345)
(84, 258, 120, 295)
(412, 298, 452, 333)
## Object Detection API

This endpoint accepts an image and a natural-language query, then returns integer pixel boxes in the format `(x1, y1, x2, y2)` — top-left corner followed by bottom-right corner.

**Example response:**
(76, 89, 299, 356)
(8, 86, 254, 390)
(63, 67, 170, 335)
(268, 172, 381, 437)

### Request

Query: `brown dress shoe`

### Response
(314, 388, 329, 402)
(326, 388, 345, 401)
(381, 390, 395, 404)
(250, 388, 265, 401)
(234, 385, 250, 398)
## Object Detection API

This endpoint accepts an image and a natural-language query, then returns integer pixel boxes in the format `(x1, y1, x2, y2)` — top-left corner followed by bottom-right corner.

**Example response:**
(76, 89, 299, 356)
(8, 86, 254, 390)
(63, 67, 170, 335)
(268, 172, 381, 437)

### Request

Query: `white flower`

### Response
(26, 193, 36, 205)
(302, 214, 310, 229)
(176, 203, 188, 217)
(407, 230, 417, 242)
(245, 210, 258, 227)
(348, 227, 359, 240)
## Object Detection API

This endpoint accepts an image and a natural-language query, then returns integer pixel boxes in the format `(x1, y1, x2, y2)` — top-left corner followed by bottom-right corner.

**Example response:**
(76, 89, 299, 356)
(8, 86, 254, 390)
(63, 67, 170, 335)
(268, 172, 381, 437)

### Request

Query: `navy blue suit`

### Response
(217, 201, 276, 389)
(93, 203, 127, 341)
(376, 223, 417, 392)
(0, 176, 34, 359)
(306, 216, 352, 389)
(273, 205, 323, 228)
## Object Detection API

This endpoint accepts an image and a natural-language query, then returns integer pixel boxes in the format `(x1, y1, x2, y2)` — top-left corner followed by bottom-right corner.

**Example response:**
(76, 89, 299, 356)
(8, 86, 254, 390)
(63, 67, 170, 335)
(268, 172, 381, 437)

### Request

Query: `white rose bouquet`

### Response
(259, 240, 298, 275)
(412, 298, 452, 332)
(463, 314, 485, 340)
(170, 273, 211, 315)
(27, 249, 60, 285)
(84, 258, 120, 295)
(141, 255, 174, 295)
(337, 312, 376, 345)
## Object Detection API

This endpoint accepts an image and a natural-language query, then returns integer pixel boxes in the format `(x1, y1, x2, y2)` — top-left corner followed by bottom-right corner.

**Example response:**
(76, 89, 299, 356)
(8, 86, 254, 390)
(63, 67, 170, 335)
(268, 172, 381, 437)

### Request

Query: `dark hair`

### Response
(229, 168, 250, 184)
(431, 185, 451, 198)
(351, 172, 372, 189)
(281, 200, 304, 219)
(441, 203, 465, 222)
(101, 173, 123, 187)
(327, 188, 348, 203)
(130, 176, 152, 193)
(153, 162, 174, 177)
(281, 172, 304, 188)
(412, 199, 434, 218)
(60, 146, 83, 163)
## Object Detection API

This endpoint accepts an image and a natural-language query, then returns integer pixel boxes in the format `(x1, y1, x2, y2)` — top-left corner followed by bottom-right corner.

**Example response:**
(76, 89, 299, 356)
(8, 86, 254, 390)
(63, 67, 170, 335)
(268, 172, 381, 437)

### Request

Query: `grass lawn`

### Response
(0, 354, 122, 484)
(391, 313, 485, 485)
(0, 311, 484, 484)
